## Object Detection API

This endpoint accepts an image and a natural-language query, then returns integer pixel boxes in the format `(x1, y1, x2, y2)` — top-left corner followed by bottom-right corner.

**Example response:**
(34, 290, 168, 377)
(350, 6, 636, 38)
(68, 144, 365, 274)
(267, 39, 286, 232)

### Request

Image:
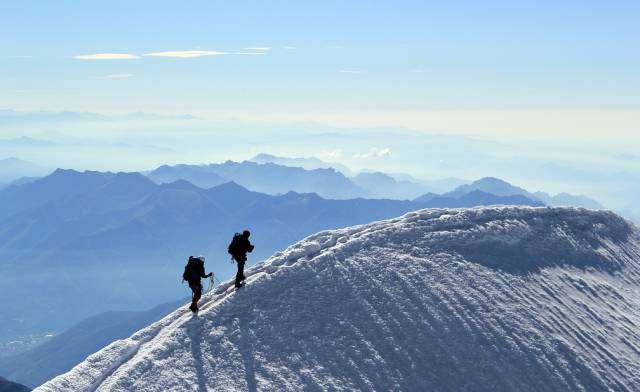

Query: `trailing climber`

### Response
(228, 230, 255, 288)
(183, 256, 213, 313)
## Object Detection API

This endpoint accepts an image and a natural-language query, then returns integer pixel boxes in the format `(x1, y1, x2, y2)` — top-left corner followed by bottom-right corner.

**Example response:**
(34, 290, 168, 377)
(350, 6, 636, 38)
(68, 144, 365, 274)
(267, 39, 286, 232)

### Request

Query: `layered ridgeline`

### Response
(38, 207, 640, 391)
(0, 376, 30, 392)
(0, 169, 546, 344)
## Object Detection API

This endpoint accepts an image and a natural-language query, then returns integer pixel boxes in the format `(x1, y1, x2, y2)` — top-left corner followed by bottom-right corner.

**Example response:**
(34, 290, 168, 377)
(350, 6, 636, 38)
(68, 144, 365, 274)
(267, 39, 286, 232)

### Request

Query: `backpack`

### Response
(182, 257, 203, 283)
(227, 233, 243, 258)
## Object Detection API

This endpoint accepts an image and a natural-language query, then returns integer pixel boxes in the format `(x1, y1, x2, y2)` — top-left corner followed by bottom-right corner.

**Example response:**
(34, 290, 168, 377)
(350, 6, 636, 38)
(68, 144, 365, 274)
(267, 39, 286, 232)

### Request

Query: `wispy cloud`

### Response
(353, 147, 392, 159)
(144, 50, 226, 58)
(319, 149, 344, 160)
(74, 48, 271, 61)
(74, 53, 140, 60)
(339, 70, 366, 74)
(234, 47, 272, 55)
(103, 74, 133, 79)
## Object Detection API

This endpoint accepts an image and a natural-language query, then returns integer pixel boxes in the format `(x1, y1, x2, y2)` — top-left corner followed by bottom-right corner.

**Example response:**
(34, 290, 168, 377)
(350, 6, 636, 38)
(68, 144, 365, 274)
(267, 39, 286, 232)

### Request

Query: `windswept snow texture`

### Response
(38, 207, 640, 392)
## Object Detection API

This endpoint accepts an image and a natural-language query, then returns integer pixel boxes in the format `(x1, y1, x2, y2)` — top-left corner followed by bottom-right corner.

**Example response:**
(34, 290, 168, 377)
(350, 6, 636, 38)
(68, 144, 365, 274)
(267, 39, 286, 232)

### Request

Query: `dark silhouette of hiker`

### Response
(228, 230, 254, 288)
(183, 256, 212, 313)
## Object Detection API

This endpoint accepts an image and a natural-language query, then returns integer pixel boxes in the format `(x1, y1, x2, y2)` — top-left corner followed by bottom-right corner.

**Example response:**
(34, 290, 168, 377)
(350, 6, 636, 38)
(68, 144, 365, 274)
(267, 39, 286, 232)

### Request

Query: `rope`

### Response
(204, 274, 215, 295)
(205, 272, 224, 294)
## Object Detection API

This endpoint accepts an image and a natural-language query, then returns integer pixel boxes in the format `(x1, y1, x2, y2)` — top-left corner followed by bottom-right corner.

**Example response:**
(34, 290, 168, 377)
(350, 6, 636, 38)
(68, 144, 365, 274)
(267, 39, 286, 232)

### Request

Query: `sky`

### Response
(1, 0, 639, 143)
(1, 0, 639, 219)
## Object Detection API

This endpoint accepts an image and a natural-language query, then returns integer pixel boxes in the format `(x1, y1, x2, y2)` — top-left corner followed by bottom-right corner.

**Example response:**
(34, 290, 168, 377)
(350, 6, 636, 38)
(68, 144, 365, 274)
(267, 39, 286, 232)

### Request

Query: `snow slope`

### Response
(37, 206, 640, 391)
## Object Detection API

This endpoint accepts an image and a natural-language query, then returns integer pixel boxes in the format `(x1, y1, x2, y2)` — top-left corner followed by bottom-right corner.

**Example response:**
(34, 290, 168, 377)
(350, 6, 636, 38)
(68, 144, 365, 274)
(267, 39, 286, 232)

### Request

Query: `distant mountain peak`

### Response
(0, 156, 50, 183)
(251, 153, 278, 160)
(248, 153, 354, 176)
(446, 176, 538, 200)
(0, 156, 30, 164)
(534, 190, 604, 210)
(49, 168, 91, 177)
(211, 181, 249, 191)
(473, 177, 511, 186)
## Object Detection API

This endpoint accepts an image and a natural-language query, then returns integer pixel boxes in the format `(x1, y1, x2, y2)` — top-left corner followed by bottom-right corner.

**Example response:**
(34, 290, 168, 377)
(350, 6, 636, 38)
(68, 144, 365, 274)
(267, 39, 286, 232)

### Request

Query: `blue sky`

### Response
(2, 0, 639, 113)
(1, 0, 640, 151)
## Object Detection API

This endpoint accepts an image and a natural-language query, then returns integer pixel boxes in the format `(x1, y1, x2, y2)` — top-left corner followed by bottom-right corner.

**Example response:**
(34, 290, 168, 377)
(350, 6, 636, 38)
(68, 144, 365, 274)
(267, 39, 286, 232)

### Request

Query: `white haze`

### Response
(0, 111, 639, 222)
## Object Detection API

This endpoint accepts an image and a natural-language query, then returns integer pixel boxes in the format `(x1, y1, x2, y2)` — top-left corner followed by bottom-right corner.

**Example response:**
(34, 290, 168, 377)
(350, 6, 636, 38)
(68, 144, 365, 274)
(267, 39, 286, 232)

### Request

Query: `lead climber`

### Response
(183, 256, 213, 313)
(228, 230, 255, 288)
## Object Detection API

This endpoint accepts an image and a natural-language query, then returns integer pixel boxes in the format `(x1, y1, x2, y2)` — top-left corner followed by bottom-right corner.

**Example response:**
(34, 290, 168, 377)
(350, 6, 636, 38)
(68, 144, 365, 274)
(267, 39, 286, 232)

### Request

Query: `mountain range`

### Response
(0, 169, 545, 348)
(147, 161, 368, 199)
(247, 154, 464, 196)
(430, 177, 602, 210)
(148, 157, 457, 200)
(147, 159, 603, 208)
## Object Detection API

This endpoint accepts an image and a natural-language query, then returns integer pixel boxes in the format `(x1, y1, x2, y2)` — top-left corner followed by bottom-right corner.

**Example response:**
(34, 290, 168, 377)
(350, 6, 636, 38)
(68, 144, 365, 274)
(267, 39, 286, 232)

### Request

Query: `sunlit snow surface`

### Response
(37, 206, 640, 391)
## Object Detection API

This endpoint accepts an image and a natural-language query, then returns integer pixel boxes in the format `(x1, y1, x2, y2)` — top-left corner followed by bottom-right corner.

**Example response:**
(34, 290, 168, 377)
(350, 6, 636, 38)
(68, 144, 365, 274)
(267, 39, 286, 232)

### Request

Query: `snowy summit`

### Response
(38, 206, 640, 391)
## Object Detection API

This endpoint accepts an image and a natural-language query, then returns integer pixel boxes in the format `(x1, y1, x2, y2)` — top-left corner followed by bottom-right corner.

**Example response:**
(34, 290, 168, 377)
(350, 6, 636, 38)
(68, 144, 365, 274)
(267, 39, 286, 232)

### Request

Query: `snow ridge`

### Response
(37, 206, 640, 391)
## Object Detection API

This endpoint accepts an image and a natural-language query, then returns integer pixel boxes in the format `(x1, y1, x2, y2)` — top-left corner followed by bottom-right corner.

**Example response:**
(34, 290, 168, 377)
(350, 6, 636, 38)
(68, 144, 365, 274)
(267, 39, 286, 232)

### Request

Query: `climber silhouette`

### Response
(182, 256, 213, 313)
(227, 230, 255, 288)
